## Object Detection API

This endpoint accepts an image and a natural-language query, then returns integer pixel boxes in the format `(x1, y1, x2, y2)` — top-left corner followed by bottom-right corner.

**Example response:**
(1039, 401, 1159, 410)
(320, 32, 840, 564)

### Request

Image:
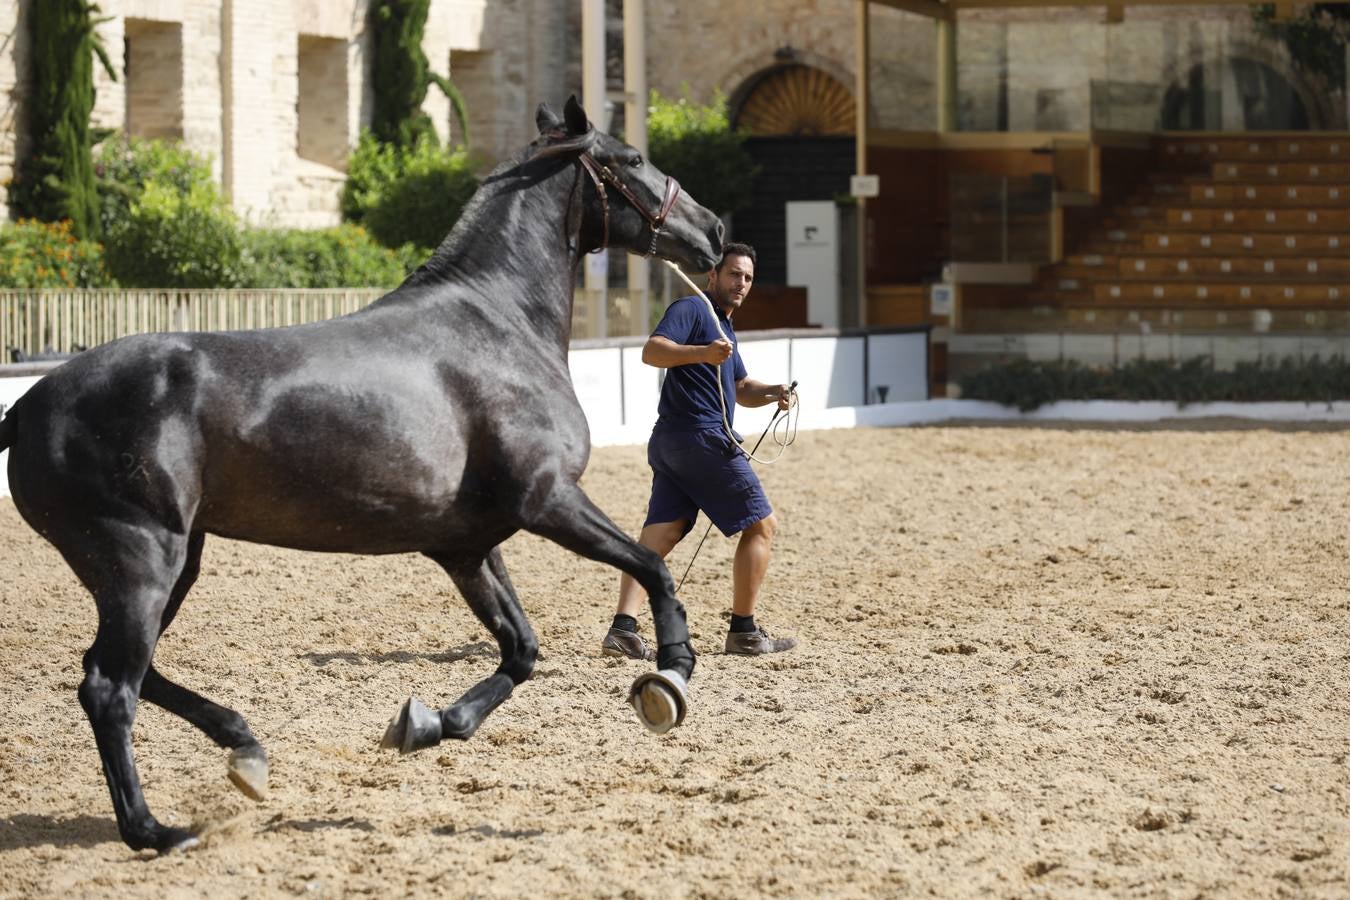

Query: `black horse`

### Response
(0, 97, 721, 853)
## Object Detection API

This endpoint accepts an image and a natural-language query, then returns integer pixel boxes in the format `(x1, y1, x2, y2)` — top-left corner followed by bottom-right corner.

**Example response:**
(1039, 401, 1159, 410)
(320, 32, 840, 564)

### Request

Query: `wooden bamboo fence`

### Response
(0, 289, 386, 360)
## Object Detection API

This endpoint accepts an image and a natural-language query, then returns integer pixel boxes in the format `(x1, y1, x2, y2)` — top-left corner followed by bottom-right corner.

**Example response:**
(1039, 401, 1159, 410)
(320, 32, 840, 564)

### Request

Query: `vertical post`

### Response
(1345, 45, 1350, 129)
(855, 0, 869, 328)
(937, 14, 957, 133)
(582, 0, 607, 339)
(624, 0, 650, 336)
(1000, 176, 1008, 263)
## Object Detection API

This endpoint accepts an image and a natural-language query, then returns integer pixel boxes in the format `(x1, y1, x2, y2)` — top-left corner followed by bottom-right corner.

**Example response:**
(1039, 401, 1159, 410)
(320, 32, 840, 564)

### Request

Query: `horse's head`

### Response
(535, 96, 724, 274)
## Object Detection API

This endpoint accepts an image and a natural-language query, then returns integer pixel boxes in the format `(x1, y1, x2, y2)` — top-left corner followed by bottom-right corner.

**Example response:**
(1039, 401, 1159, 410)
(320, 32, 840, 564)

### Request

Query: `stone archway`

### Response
(723, 63, 857, 288)
(1162, 57, 1310, 130)
(731, 64, 856, 136)
(1158, 41, 1336, 131)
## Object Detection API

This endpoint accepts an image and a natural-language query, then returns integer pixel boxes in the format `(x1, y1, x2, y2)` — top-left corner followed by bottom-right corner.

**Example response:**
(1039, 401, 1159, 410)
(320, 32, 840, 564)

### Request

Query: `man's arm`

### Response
(735, 377, 792, 410)
(642, 334, 732, 368)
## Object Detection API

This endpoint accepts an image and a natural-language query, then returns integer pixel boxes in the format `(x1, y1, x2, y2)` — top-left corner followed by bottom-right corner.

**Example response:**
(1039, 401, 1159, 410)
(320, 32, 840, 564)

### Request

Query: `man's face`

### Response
(708, 254, 755, 312)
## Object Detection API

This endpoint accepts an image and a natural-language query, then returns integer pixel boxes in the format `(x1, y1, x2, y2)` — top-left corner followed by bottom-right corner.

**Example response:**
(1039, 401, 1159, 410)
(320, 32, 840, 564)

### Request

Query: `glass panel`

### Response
(949, 174, 1053, 263)
(952, 8, 1350, 134)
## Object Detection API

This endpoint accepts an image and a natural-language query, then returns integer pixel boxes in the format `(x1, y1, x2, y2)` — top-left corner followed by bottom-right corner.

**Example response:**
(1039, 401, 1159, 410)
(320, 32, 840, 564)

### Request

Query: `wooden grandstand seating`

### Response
(1003, 134, 1350, 325)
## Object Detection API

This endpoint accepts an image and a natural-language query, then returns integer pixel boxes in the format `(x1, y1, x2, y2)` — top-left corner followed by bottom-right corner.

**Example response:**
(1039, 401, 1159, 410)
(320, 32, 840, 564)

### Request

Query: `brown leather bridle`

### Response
(578, 152, 681, 257)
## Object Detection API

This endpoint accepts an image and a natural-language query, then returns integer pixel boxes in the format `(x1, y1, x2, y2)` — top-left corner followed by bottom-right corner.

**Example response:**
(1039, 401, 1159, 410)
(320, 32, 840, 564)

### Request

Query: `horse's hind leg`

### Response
(138, 532, 270, 801)
(381, 547, 538, 754)
(73, 521, 198, 852)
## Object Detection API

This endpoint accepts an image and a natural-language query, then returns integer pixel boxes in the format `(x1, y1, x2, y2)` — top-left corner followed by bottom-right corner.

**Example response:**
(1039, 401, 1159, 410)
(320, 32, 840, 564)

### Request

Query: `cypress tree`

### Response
(369, 0, 470, 148)
(370, 0, 436, 148)
(10, 0, 116, 240)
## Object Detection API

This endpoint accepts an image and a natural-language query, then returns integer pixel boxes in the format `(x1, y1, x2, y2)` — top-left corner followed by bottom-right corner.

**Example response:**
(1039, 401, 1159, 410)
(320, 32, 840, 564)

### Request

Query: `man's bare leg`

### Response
(731, 513, 777, 617)
(726, 513, 795, 655)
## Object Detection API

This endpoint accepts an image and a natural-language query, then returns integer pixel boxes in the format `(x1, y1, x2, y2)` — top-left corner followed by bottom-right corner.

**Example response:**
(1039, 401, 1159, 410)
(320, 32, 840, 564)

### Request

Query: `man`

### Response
(602, 242, 797, 660)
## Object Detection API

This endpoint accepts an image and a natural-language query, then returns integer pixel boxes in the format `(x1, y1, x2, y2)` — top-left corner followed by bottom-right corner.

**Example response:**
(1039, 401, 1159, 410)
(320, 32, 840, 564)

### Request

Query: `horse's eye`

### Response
(630, 155, 643, 168)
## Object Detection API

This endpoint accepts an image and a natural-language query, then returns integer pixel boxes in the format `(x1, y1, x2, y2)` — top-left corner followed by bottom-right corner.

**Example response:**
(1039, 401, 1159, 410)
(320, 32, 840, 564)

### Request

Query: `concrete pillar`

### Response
(222, 0, 286, 219)
(582, 0, 606, 338)
(856, 0, 869, 326)
(624, 0, 649, 335)
(937, 16, 957, 133)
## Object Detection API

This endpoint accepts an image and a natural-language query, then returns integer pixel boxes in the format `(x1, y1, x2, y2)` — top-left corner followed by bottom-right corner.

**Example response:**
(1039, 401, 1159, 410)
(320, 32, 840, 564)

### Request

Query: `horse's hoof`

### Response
(226, 744, 269, 801)
(629, 669, 688, 734)
(138, 825, 198, 854)
(380, 697, 443, 754)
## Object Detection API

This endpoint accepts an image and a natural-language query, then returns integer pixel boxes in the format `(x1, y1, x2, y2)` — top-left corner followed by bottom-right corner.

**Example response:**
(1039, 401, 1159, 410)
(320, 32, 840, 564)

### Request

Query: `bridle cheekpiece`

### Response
(578, 152, 681, 257)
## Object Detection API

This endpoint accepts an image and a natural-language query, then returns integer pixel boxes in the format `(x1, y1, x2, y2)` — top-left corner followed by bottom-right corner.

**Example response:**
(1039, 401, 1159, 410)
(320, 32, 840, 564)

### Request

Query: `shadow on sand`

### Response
(0, 813, 120, 851)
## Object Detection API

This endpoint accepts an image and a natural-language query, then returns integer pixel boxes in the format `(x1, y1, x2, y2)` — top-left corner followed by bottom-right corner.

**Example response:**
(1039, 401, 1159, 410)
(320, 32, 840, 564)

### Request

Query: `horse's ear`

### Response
(564, 95, 591, 135)
(536, 103, 562, 134)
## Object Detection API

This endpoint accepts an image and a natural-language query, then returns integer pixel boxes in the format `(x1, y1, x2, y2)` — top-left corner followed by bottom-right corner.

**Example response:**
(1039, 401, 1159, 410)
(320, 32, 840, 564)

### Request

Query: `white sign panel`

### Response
(786, 201, 839, 329)
(849, 174, 880, 198)
(930, 283, 954, 317)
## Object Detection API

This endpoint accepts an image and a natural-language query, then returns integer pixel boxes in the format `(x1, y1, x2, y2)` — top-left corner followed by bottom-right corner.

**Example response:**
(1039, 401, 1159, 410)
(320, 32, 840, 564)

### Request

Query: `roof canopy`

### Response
(872, 0, 1305, 20)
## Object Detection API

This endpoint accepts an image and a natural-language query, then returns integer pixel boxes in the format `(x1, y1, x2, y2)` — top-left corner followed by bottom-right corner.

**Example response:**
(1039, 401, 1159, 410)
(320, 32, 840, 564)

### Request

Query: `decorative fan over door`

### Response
(735, 65, 856, 137)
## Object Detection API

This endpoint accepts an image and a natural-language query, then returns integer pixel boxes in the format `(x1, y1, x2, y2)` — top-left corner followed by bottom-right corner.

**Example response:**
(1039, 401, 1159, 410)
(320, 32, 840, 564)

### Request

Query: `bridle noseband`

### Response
(578, 152, 681, 256)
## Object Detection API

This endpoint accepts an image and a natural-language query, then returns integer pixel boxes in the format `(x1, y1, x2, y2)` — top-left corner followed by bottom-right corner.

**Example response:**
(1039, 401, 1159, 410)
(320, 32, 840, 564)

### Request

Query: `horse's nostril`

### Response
(715, 220, 726, 242)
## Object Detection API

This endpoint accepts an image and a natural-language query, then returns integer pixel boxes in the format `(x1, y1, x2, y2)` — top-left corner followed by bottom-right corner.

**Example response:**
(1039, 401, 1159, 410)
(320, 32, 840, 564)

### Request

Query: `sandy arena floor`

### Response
(1, 423, 1347, 898)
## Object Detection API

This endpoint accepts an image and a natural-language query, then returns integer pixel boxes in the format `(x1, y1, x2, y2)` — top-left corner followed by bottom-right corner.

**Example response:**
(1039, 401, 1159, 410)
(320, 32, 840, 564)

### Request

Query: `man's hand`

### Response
(702, 339, 733, 365)
(772, 383, 792, 411)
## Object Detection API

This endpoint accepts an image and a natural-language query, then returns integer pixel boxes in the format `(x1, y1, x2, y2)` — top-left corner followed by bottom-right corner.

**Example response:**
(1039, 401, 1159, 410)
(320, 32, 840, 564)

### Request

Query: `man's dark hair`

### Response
(716, 242, 757, 271)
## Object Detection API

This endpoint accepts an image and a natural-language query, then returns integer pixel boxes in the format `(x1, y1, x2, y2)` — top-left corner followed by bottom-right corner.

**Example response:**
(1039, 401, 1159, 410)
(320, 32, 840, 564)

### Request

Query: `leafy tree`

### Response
(369, 0, 470, 148)
(340, 132, 478, 252)
(1254, 5, 1350, 85)
(103, 179, 247, 289)
(645, 89, 757, 218)
(94, 134, 216, 237)
(10, 0, 117, 239)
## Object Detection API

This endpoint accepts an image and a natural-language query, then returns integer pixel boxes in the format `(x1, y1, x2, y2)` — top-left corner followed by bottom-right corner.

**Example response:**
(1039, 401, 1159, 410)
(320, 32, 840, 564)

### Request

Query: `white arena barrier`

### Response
(11, 326, 1347, 498)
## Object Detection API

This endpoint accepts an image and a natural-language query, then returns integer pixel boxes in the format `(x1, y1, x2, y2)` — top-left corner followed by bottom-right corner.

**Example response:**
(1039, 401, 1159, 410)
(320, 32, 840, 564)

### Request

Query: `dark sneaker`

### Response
(602, 627, 656, 661)
(725, 626, 798, 656)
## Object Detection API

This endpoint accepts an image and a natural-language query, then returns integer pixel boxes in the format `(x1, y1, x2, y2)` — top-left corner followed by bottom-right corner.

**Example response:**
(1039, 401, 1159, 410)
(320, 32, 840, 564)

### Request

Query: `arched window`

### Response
(1162, 58, 1309, 131)
(733, 64, 855, 137)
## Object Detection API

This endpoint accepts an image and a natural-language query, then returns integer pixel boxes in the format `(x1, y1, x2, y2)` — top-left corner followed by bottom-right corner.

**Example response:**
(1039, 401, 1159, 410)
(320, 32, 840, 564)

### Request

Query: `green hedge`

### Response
(646, 89, 756, 218)
(340, 131, 478, 253)
(95, 135, 213, 237)
(240, 225, 408, 289)
(959, 356, 1350, 411)
(2, 135, 422, 290)
(102, 178, 248, 288)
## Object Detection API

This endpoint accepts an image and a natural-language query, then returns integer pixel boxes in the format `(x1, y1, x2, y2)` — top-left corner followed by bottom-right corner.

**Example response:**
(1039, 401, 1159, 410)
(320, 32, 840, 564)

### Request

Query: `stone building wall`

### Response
(0, 1, 1343, 227)
(0, 0, 577, 226)
(957, 7, 1343, 132)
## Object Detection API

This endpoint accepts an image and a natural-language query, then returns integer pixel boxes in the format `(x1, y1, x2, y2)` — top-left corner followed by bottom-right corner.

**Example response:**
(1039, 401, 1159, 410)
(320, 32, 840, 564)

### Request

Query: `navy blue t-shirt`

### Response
(651, 295, 747, 433)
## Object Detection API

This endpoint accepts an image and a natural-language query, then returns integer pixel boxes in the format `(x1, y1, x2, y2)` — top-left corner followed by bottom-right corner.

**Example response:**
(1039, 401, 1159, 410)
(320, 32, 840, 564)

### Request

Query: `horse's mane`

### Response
(398, 128, 599, 289)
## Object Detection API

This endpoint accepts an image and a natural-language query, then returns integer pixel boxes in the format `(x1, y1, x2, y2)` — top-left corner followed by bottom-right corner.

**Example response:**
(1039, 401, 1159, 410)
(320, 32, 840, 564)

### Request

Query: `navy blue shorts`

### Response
(644, 427, 772, 538)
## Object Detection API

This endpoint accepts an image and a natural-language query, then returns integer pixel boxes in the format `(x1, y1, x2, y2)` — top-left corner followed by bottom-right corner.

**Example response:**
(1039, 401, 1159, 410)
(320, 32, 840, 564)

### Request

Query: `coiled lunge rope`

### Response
(663, 260, 800, 465)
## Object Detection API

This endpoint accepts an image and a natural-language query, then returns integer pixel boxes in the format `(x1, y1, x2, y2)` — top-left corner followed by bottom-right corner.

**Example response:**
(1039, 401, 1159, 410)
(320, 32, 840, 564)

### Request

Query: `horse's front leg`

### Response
(380, 547, 538, 754)
(524, 481, 695, 734)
